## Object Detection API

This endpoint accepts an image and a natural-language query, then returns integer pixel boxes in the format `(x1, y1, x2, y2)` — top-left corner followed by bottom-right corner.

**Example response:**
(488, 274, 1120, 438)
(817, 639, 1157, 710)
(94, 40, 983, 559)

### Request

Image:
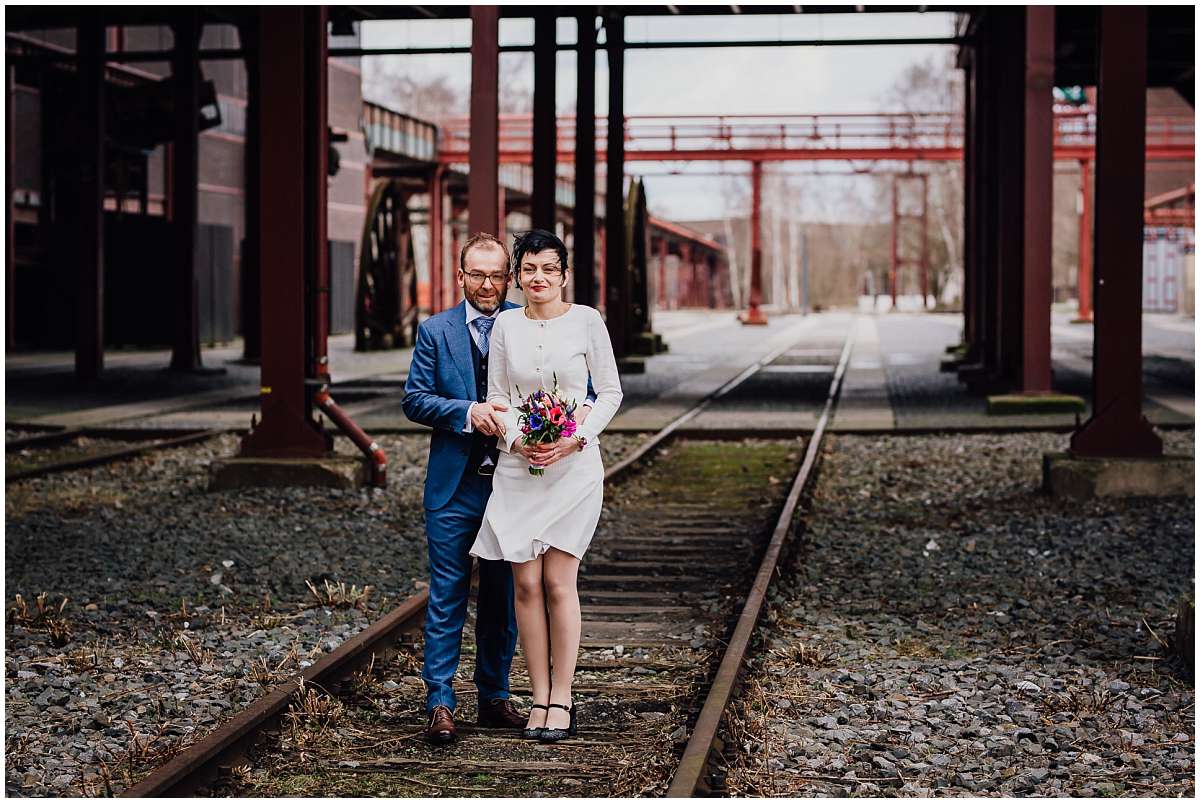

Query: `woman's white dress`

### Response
(470, 304, 623, 564)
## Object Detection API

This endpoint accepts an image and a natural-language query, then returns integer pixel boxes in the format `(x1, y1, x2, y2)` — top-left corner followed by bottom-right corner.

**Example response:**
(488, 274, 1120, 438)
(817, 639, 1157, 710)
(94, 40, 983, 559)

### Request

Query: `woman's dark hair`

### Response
(512, 229, 569, 287)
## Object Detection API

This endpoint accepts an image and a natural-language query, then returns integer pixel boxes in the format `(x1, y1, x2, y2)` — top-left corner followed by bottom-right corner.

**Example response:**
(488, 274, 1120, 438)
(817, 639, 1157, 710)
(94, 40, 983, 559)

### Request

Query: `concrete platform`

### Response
(1042, 452, 1195, 499)
(208, 456, 367, 491)
(6, 309, 1194, 440)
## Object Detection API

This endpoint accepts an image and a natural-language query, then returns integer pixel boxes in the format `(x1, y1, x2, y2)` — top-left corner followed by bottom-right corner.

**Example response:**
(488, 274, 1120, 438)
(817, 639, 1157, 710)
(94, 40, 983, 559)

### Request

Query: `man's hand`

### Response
(470, 401, 509, 437)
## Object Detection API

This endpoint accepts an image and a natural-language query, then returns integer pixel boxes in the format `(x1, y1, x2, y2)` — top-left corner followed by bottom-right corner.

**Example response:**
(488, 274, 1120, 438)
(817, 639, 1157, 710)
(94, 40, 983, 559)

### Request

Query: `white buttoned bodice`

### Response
(487, 304, 623, 451)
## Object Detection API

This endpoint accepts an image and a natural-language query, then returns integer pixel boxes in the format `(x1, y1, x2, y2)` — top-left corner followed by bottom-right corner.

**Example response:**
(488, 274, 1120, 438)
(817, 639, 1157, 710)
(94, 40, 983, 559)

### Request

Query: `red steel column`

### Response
(240, 7, 327, 458)
(531, 12, 557, 231)
(1075, 159, 1094, 322)
(1070, 6, 1162, 458)
(961, 46, 977, 348)
(889, 176, 899, 309)
(741, 160, 767, 324)
(169, 11, 204, 372)
(239, 14, 262, 363)
(604, 11, 630, 354)
(1020, 6, 1053, 392)
(429, 166, 445, 312)
(75, 15, 105, 380)
(468, 7, 500, 237)
(657, 235, 668, 309)
(920, 174, 930, 309)
(308, 6, 330, 383)
(6, 56, 16, 351)
(573, 12, 597, 307)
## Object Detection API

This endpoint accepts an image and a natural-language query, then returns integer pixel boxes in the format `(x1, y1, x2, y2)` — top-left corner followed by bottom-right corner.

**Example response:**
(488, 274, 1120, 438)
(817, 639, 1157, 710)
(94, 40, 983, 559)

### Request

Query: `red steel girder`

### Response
(1069, 6, 1163, 459)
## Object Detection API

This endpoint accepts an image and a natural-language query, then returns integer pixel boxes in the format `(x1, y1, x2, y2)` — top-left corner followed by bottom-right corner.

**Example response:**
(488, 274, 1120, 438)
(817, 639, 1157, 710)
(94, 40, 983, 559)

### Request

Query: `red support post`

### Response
(239, 7, 327, 459)
(531, 12, 557, 231)
(309, 5, 330, 384)
(657, 235, 668, 310)
(468, 7, 500, 237)
(429, 166, 445, 313)
(889, 175, 899, 309)
(604, 11, 630, 355)
(573, 11, 597, 307)
(741, 160, 767, 324)
(1020, 5, 1053, 392)
(1075, 159, 1094, 322)
(169, 11, 203, 372)
(1069, 6, 1162, 459)
(920, 174, 930, 309)
(75, 14, 105, 380)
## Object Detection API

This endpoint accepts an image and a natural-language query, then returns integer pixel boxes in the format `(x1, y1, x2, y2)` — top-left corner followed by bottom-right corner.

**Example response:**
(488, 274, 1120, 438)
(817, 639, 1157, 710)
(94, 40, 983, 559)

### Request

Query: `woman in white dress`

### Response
(470, 229, 623, 742)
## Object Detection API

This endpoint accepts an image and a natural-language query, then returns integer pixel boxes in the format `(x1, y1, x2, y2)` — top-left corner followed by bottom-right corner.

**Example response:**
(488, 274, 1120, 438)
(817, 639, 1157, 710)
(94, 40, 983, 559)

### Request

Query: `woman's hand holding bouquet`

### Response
(514, 375, 583, 476)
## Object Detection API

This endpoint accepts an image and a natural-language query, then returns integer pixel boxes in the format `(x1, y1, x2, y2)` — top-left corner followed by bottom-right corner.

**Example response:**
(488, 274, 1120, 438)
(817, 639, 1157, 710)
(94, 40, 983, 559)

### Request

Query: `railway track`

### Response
(113, 322, 854, 797)
(5, 428, 228, 483)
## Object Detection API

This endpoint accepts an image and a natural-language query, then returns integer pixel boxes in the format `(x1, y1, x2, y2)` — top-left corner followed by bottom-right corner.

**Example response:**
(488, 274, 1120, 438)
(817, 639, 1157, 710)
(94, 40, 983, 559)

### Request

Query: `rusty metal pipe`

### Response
(313, 386, 387, 488)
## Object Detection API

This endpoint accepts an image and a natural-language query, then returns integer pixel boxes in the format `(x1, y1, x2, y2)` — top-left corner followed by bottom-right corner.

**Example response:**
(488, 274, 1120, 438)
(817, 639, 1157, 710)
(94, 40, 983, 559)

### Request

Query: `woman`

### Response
(469, 229, 623, 743)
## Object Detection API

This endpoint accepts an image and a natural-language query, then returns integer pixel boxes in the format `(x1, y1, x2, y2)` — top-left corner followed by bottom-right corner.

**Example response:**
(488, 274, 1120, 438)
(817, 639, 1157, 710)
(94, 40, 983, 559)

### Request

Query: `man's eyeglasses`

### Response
(463, 271, 508, 286)
(519, 263, 563, 279)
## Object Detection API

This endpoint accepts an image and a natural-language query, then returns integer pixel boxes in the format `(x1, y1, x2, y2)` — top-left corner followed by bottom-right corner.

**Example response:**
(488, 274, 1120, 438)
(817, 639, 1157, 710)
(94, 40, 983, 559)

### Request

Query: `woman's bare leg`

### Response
(543, 547, 581, 729)
(511, 556, 550, 729)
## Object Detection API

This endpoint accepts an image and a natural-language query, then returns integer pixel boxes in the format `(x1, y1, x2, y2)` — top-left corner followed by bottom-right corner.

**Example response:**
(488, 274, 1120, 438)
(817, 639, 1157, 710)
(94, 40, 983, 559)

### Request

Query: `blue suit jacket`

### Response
(402, 301, 599, 512)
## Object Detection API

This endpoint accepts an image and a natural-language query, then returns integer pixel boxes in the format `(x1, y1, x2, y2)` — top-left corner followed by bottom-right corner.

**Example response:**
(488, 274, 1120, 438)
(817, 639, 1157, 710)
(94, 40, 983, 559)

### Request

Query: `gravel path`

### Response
(723, 429, 1195, 797)
(5, 431, 649, 796)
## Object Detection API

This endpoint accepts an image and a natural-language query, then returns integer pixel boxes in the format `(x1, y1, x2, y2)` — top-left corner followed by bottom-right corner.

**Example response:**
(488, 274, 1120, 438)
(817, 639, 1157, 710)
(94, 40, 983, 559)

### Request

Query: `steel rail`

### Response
(121, 323, 822, 797)
(5, 429, 226, 484)
(667, 323, 856, 797)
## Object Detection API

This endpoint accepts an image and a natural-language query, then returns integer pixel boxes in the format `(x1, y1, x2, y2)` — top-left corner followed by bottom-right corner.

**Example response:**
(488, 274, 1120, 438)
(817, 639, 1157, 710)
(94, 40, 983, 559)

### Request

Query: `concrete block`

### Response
(616, 356, 647, 375)
(987, 393, 1085, 415)
(208, 456, 366, 491)
(630, 331, 669, 356)
(1042, 452, 1195, 499)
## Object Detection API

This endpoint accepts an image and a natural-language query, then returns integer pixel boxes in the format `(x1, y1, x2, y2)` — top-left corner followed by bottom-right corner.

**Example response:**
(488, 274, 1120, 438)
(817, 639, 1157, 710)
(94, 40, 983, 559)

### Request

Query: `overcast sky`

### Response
(361, 11, 959, 222)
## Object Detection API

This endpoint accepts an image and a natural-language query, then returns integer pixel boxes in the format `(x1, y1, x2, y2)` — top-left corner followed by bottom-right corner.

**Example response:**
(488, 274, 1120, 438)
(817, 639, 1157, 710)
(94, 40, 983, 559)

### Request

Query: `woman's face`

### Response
(518, 248, 567, 304)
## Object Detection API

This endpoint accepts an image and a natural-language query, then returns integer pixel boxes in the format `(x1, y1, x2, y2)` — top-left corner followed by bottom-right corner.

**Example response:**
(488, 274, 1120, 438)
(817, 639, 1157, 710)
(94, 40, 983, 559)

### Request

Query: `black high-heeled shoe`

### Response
(522, 703, 549, 740)
(539, 703, 576, 742)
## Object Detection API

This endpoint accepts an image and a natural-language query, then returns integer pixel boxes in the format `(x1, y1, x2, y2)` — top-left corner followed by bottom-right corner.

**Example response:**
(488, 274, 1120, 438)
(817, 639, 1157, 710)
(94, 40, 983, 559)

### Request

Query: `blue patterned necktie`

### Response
(473, 316, 494, 355)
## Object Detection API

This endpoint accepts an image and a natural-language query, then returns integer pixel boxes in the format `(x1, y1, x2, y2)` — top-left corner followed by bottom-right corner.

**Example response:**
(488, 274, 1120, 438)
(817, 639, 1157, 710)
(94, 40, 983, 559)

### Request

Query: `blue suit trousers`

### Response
(421, 471, 517, 713)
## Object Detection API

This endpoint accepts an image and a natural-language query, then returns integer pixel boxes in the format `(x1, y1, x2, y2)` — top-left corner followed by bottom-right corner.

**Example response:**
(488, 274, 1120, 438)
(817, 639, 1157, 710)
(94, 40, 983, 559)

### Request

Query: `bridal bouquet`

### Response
(515, 375, 578, 477)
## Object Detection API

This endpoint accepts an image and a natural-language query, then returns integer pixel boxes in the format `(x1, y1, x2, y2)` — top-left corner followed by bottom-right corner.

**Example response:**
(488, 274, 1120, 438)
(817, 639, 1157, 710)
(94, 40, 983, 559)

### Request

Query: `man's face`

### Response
(458, 243, 511, 314)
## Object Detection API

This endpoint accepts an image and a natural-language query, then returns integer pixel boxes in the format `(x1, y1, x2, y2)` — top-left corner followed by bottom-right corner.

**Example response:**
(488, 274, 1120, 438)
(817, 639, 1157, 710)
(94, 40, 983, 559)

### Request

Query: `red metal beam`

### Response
(1075, 159, 1093, 322)
(604, 12, 629, 356)
(168, 11, 203, 373)
(1021, 5, 1053, 393)
(1069, 6, 1162, 459)
(239, 7, 327, 459)
(740, 161, 767, 325)
(75, 14, 105, 380)
(468, 7, 500, 237)
(531, 12, 556, 230)
(572, 11, 597, 307)
(428, 166, 445, 312)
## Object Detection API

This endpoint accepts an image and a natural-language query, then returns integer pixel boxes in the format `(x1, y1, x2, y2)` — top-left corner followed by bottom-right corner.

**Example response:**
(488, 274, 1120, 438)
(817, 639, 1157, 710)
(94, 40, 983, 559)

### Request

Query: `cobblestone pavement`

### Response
(723, 429, 1195, 797)
(4, 432, 647, 796)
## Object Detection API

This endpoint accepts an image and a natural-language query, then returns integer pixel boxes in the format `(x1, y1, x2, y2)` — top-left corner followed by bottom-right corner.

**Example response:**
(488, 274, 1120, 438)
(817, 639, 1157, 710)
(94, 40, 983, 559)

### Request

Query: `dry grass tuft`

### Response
(306, 579, 373, 610)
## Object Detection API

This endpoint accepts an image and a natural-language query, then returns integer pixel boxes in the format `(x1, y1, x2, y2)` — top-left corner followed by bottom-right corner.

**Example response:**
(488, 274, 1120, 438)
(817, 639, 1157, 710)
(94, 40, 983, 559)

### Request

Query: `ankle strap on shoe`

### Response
(530, 703, 549, 710)
(548, 703, 572, 711)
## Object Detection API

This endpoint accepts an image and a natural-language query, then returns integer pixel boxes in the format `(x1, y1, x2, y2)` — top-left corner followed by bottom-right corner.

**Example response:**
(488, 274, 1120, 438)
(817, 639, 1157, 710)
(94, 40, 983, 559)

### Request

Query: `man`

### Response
(402, 232, 593, 743)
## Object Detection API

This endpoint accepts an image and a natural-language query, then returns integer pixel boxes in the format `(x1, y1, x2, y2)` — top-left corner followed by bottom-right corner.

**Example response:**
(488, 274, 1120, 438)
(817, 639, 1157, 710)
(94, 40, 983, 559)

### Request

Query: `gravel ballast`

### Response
(723, 429, 1195, 797)
(5, 430, 649, 796)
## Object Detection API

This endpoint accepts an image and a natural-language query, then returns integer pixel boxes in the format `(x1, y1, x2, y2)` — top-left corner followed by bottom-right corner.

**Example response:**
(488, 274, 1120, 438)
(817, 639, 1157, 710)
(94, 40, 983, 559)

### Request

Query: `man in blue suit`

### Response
(402, 232, 594, 744)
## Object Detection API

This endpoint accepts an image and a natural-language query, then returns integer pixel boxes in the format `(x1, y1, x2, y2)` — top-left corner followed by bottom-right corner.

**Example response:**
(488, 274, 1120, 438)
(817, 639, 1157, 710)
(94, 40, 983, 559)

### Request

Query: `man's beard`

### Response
(466, 291, 503, 315)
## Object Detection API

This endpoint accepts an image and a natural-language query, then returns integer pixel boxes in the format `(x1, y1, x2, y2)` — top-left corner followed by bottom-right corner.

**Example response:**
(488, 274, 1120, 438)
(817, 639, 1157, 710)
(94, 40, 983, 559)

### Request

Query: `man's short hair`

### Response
(459, 232, 511, 273)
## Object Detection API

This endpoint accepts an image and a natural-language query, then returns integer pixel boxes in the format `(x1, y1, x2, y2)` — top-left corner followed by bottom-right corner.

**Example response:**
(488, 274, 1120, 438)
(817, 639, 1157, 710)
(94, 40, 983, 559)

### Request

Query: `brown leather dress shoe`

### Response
(424, 705, 456, 743)
(477, 698, 526, 729)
